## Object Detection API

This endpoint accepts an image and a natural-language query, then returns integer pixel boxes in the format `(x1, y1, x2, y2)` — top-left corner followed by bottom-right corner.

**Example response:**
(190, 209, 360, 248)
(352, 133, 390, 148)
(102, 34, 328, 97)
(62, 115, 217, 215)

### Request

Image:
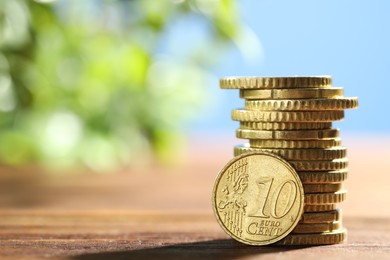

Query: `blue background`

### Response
(186, 0, 389, 134)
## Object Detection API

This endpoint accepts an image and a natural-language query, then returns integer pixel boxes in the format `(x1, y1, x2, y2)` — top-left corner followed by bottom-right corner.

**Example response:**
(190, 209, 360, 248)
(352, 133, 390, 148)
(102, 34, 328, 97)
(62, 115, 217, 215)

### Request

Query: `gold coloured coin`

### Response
(234, 144, 347, 161)
(304, 183, 343, 193)
(232, 109, 344, 122)
(236, 128, 339, 140)
(212, 152, 304, 246)
(240, 122, 332, 130)
(300, 209, 341, 223)
(275, 228, 347, 245)
(304, 204, 337, 212)
(292, 221, 342, 233)
(249, 138, 342, 149)
(305, 190, 347, 205)
(220, 76, 332, 89)
(289, 158, 348, 171)
(245, 97, 359, 111)
(240, 87, 343, 100)
(297, 170, 348, 184)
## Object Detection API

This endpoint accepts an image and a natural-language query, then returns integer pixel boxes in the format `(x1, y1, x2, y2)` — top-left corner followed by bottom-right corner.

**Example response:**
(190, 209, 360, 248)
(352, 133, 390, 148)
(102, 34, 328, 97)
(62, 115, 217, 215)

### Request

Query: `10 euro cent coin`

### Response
(212, 152, 304, 245)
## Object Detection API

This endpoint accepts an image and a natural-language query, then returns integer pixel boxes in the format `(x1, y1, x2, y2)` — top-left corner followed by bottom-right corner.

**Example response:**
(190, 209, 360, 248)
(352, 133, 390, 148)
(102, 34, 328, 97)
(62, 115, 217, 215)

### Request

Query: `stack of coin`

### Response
(219, 76, 358, 245)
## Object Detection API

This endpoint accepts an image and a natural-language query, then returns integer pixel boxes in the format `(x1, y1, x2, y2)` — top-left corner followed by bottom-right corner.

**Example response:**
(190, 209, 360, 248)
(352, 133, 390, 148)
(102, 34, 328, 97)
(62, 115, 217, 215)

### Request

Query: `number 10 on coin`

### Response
(212, 152, 304, 245)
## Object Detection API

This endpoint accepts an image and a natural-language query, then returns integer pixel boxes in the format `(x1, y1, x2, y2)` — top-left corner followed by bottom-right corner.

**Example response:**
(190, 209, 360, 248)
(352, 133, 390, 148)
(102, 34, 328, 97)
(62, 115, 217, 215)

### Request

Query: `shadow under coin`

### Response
(73, 239, 308, 260)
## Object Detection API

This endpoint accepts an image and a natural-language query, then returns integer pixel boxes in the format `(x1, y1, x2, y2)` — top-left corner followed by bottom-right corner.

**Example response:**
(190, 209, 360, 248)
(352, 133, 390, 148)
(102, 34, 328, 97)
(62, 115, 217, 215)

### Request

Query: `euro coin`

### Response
(275, 229, 347, 245)
(292, 221, 342, 233)
(300, 209, 341, 223)
(232, 109, 344, 122)
(297, 170, 348, 184)
(240, 121, 332, 130)
(212, 152, 304, 245)
(234, 144, 347, 161)
(304, 204, 337, 212)
(245, 97, 359, 111)
(249, 138, 342, 149)
(240, 87, 343, 100)
(305, 190, 347, 205)
(220, 76, 332, 89)
(236, 128, 339, 140)
(289, 158, 348, 172)
(303, 183, 343, 193)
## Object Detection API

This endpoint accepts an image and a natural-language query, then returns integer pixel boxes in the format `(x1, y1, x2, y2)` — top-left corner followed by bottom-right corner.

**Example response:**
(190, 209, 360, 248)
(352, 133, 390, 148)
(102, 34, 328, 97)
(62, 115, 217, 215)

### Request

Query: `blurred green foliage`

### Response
(0, 0, 245, 171)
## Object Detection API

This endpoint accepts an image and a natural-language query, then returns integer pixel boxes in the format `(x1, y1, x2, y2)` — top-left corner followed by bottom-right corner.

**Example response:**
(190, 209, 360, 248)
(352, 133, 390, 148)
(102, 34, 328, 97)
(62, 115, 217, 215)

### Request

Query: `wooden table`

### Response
(1, 134, 389, 259)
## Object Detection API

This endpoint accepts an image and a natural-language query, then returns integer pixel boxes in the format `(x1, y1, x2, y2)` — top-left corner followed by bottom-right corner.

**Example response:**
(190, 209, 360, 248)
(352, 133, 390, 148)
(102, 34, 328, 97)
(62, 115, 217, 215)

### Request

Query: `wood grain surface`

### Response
(1, 211, 389, 260)
(0, 134, 389, 259)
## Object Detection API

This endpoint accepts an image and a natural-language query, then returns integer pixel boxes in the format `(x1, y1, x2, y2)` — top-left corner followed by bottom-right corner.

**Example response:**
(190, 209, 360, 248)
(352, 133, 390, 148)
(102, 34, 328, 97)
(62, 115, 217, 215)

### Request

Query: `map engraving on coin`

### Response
(212, 152, 304, 245)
